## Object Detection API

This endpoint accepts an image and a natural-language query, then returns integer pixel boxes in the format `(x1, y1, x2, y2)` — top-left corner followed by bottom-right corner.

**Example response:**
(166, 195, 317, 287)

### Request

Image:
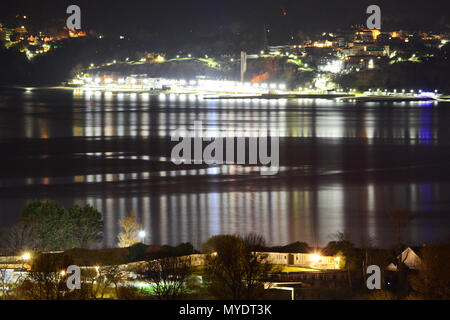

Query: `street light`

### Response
(22, 252, 31, 261)
(310, 253, 321, 263)
(138, 230, 146, 244)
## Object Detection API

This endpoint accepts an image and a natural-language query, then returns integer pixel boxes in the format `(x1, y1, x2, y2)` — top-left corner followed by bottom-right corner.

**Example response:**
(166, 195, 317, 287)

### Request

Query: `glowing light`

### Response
(310, 254, 321, 263)
(312, 40, 332, 48)
(22, 252, 31, 261)
(371, 29, 381, 40)
(138, 230, 146, 238)
(420, 91, 436, 98)
(154, 55, 165, 63)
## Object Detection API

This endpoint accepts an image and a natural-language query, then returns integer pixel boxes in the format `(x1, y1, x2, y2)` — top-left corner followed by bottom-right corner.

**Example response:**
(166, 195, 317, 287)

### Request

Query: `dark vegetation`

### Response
(5, 200, 103, 251)
(0, 38, 148, 85)
(339, 43, 450, 93)
(1, 34, 449, 92)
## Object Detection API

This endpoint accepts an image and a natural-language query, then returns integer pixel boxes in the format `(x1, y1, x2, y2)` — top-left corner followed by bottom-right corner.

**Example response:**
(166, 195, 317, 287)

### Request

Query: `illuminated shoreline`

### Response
(48, 86, 439, 102)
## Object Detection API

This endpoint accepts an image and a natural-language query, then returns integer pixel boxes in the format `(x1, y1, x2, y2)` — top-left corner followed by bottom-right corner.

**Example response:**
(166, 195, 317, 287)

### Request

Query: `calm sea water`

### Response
(0, 88, 449, 249)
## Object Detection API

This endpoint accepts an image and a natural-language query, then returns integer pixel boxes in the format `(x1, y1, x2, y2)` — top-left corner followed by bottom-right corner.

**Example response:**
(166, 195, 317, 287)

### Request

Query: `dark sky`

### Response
(1, 0, 449, 37)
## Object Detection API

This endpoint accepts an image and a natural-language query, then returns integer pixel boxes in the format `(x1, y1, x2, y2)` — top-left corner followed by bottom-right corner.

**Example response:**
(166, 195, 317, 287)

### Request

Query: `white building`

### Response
(386, 247, 422, 271)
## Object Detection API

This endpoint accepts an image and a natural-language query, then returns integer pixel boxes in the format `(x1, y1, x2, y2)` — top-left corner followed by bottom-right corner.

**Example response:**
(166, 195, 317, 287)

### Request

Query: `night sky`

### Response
(1, 0, 449, 40)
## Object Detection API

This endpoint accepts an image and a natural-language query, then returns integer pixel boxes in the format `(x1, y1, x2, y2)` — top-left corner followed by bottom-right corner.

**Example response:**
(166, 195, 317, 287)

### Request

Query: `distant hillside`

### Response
(94, 56, 316, 89)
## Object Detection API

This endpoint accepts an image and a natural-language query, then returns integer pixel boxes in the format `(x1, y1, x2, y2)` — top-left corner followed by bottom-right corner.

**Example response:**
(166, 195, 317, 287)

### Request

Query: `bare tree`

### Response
(387, 207, 414, 251)
(98, 265, 126, 299)
(241, 234, 273, 300)
(5, 223, 40, 251)
(409, 243, 450, 299)
(18, 253, 73, 300)
(204, 234, 273, 300)
(75, 266, 126, 299)
(117, 211, 142, 248)
(80, 268, 101, 299)
(387, 207, 414, 296)
(139, 256, 192, 300)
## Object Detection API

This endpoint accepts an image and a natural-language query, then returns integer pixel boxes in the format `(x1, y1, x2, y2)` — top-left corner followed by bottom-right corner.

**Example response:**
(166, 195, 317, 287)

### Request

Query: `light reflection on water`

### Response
(16, 91, 439, 142)
(71, 183, 430, 248)
(0, 89, 447, 248)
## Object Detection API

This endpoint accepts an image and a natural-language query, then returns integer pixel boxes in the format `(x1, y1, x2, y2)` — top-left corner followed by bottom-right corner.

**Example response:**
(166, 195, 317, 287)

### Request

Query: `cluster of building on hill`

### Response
(0, 15, 86, 60)
(2, 12, 449, 91)
(70, 26, 449, 92)
(265, 26, 449, 74)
